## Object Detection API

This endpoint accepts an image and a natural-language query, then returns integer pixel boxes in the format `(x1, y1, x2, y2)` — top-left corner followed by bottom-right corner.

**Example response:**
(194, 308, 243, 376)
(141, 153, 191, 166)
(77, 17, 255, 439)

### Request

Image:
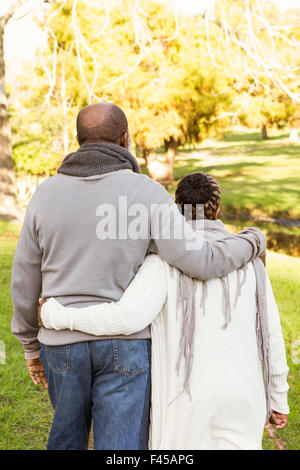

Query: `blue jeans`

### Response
(40, 340, 151, 450)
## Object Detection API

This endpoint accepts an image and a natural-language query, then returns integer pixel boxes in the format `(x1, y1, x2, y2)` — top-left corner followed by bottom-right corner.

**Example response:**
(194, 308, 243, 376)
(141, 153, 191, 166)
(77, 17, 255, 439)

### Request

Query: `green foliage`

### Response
(11, 114, 66, 176)
(9, 0, 236, 170)
(213, 0, 300, 132)
(8, 0, 299, 175)
(236, 85, 296, 131)
(113, 8, 234, 152)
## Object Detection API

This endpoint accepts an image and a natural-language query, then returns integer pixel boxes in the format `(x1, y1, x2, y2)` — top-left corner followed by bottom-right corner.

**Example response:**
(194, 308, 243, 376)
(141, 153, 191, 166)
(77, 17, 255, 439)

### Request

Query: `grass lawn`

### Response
(0, 220, 53, 450)
(0, 216, 299, 450)
(261, 251, 300, 450)
(169, 129, 300, 220)
(146, 129, 300, 257)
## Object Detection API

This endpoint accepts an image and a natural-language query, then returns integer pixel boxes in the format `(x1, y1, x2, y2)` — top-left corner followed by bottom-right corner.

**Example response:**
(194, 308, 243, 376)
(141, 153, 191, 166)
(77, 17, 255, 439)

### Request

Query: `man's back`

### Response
(36, 170, 153, 305)
(18, 169, 170, 346)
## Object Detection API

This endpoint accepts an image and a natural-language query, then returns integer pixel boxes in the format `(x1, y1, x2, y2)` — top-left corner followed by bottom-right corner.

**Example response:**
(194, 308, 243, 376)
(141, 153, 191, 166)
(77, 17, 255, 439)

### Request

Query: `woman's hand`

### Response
(266, 410, 288, 429)
(38, 298, 47, 328)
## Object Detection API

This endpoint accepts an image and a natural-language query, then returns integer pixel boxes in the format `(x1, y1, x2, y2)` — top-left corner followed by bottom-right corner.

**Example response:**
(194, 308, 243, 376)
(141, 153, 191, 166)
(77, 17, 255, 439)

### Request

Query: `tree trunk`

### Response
(61, 54, 69, 154)
(0, 0, 44, 220)
(261, 124, 268, 140)
(289, 128, 298, 142)
(145, 137, 178, 185)
(164, 137, 178, 162)
(0, 18, 20, 221)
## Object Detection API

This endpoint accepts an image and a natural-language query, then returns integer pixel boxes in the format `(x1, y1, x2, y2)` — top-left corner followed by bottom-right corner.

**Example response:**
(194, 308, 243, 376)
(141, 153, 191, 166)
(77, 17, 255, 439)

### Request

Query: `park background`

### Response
(0, 0, 299, 450)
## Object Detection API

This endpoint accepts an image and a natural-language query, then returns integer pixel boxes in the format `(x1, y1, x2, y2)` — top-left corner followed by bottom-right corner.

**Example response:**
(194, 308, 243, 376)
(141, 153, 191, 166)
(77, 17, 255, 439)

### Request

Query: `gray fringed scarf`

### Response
(174, 219, 271, 418)
(58, 142, 141, 177)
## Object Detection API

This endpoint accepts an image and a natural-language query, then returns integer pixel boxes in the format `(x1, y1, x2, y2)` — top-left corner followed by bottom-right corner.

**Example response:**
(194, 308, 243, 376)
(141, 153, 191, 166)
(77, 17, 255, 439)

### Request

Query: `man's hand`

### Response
(26, 357, 48, 389)
(266, 410, 288, 429)
(38, 298, 47, 328)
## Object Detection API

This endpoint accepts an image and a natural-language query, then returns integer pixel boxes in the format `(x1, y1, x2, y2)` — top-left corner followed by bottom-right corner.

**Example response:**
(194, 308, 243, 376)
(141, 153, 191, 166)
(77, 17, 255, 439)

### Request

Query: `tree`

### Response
(203, 0, 300, 138)
(0, 0, 54, 218)
(208, 0, 299, 103)
(12, 1, 234, 184)
(235, 79, 296, 139)
(110, 6, 233, 183)
(10, 0, 185, 182)
(10, 0, 106, 177)
(7, 0, 300, 190)
(0, 1, 26, 219)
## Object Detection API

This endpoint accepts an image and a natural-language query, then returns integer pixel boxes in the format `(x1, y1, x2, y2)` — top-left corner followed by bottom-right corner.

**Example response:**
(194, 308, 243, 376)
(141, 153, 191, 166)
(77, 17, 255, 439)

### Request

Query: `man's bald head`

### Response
(76, 103, 129, 147)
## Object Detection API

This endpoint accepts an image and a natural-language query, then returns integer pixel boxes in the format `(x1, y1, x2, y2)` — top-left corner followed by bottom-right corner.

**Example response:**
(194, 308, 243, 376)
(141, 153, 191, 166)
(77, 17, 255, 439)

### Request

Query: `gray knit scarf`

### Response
(173, 219, 271, 418)
(58, 142, 141, 177)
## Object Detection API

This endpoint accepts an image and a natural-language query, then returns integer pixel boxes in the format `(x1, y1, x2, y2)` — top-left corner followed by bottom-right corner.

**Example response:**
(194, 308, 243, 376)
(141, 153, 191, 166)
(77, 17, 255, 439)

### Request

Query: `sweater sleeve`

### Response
(11, 204, 42, 360)
(266, 274, 289, 414)
(149, 196, 266, 281)
(41, 255, 167, 336)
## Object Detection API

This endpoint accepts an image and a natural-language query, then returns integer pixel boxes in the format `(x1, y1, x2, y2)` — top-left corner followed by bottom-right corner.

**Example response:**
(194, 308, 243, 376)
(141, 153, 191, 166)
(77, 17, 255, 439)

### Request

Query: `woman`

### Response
(40, 172, 289, 450)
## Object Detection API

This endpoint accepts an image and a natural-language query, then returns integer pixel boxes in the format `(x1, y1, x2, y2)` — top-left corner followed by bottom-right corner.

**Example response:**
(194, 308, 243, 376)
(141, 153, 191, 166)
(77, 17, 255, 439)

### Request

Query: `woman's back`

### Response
(151, 261, 266, 449)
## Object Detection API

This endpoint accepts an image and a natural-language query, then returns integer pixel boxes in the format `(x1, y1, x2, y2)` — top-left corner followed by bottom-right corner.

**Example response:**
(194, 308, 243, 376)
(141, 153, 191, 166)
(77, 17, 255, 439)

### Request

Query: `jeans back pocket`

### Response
(112, 339, 150, 376)
(46, 345, 71, 373)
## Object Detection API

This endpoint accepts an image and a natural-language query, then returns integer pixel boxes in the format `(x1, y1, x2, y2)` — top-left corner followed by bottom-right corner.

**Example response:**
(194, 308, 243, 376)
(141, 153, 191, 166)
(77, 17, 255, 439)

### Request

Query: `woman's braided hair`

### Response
(175, 172, 221, 220)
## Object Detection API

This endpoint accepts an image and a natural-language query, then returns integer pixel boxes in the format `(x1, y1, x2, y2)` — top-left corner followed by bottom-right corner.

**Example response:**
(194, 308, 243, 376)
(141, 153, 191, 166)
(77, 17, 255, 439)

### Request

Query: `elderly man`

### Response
(11, 103, 265, 450)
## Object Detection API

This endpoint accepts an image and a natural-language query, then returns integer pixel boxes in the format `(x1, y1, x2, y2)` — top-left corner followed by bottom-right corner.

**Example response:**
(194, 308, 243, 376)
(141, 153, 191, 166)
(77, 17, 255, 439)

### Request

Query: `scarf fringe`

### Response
(173, 258, 271, 418)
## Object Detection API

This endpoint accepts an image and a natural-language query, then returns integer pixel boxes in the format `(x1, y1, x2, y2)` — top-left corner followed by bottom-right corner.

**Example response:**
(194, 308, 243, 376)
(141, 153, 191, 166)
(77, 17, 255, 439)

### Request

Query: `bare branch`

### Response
(205, 0, 300, 104)
(1, 0, 29, 24)
(72, 0, 103, 102)
(95, 0, 110, 39)
(205, 9, 217, 66)
(164, 5, 180, 42)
